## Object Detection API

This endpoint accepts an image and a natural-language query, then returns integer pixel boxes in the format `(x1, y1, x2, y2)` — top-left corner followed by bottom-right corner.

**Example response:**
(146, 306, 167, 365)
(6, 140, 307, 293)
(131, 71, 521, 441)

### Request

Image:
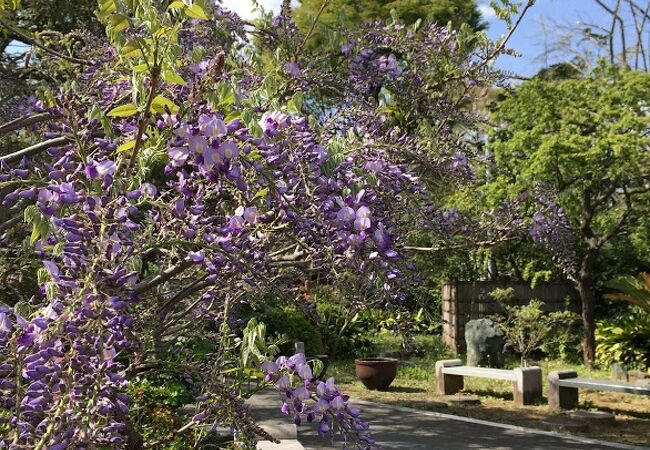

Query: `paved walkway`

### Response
(248, 391, 649, 450)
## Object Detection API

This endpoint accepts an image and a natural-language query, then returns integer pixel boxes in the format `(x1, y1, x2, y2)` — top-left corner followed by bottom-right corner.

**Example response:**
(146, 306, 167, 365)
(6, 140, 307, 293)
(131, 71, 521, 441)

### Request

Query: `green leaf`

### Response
(23, 204, 38, 223)
(29, 213, 49, 245)
(121, 40, 145, 58)
(167, 0, 185, 11)
(287, 91, 304, 115)
(224, 111, 241, 122)
(185, 3, 208, 20)
(108, 103, 138, 118)
(150, 95, 179, 114)
(162, 70, 186, 86)
(252, 188, 268, 201)
(99, 0, 116, 14)
(116, 140, 136, 153)
(109, 13, 129, 32)
(36, 268, 49, 285)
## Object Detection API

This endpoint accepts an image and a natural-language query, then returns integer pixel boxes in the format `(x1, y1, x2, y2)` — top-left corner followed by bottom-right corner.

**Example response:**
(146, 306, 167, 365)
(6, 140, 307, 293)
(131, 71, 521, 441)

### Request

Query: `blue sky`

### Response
(223, 0, 614, 76)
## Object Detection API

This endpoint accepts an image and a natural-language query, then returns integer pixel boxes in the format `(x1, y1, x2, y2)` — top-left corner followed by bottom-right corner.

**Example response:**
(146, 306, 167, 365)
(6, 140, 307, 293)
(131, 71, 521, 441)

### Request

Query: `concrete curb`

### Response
(352, 399, 650, 450)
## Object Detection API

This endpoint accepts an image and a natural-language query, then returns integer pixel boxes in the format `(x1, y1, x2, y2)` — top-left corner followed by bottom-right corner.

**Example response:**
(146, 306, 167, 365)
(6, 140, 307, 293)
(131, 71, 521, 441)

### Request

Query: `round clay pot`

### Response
(355, 357, 398, 390)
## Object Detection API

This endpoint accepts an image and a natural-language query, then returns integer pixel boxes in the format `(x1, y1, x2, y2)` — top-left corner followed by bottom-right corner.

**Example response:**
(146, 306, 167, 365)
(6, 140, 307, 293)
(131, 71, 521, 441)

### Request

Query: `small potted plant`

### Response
(354, 357, 398, 390)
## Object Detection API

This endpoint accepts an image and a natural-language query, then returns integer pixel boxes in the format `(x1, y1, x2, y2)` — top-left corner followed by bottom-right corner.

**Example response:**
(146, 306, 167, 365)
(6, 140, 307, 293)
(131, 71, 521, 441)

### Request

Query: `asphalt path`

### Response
(249, 390, 649, 450)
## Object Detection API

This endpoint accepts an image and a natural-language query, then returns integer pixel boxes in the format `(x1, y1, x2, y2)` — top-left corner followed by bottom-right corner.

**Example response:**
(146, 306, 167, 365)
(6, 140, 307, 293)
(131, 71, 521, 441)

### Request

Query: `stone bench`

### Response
(435, 359, 543, 405)
(548, 370, 650, 410)
(257, 440, 305, 449)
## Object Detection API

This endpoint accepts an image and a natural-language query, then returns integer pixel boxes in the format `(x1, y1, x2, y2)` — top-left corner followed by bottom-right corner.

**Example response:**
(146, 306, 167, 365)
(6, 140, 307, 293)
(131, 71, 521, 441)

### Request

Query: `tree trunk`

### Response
(576, 248, 598, 369)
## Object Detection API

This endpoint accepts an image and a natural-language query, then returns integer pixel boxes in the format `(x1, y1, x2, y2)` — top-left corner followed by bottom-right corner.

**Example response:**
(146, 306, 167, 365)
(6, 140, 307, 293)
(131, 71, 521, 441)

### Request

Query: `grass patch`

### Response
(326, 334, 650, 446)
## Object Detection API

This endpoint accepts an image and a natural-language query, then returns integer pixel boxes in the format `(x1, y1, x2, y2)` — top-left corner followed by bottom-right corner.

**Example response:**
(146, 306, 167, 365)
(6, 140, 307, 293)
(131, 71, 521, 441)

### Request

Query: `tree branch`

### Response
(128, 69, 160, 171)
(597, 186, 633, 247)
(133, 260, 194, 294)
(405, 236, 519, 253)
(0, 215, 22, 233)
(297, 0, 331, 56)
(0, 112, 61, 136)
(0, 136, 70, 163)
(0, 17, 95, 66)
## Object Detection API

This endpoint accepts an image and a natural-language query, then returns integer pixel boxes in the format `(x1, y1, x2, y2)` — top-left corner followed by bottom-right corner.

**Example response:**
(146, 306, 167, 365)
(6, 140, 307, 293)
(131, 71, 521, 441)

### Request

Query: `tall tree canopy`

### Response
(293, 0, 486, 49)
(0, 0, 98, 53)
(487, 65, 650, 367)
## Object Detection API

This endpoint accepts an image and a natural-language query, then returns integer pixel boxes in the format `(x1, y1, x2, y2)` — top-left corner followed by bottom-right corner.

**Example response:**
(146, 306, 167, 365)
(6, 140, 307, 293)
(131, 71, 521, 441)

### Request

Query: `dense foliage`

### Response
(595, 307, 650, 370)
(293, 0, 486, 50)
(487, 65, 650, 366)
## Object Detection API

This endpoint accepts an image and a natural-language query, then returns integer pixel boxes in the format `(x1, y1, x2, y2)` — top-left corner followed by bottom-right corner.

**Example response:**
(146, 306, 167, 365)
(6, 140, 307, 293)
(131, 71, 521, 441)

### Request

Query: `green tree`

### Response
(0, 0, 98, 53)
(487, 66, 650, 367)
(293, 0, 486, 49)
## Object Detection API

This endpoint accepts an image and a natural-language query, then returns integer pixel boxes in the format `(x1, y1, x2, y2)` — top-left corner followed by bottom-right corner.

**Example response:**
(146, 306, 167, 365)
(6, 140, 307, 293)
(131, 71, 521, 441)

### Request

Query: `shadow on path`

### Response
(248, 390, 648, 450)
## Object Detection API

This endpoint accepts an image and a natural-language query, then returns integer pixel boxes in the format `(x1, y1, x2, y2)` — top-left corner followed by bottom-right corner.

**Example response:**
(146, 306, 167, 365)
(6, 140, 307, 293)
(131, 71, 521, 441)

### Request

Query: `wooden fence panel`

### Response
(441, 281, 578, 353)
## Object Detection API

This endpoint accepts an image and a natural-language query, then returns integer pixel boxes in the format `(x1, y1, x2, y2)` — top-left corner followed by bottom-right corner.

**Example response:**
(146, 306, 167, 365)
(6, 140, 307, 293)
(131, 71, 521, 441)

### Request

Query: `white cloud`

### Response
(478, 3, 498, 20)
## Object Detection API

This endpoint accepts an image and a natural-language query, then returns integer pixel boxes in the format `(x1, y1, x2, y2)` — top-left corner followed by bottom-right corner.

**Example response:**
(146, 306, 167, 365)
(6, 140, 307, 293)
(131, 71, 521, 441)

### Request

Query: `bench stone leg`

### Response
(435, 359, 464, 395)
(548, 370, 579, 410)
(513, 366, 542, 405)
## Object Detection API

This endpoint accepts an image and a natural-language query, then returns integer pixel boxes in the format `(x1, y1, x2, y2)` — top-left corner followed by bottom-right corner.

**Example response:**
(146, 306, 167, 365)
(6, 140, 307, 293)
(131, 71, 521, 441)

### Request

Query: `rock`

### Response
(540, 416, 589, 432)
(569, 410, 615, 426)
(439, 394, 481, 406)
(465, 318, 504, 367)
(611, 363, 628, 381)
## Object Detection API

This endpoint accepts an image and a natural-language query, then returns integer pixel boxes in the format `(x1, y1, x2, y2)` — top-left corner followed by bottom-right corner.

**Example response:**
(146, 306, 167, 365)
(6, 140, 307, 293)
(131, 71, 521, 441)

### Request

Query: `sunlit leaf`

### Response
(162, 70, 186, 86)
(116, 140, 136, 153)
(108, 103, 138, 118)
(150, 95, 179, 114)
(185, 4, 208, 20)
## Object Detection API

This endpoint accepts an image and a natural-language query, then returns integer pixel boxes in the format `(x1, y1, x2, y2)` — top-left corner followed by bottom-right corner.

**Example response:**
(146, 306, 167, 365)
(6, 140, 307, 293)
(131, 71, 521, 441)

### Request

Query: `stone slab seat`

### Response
(548, 370, 650, 410)
(435, 359, 543, 406)
(257, 439, 305, 450)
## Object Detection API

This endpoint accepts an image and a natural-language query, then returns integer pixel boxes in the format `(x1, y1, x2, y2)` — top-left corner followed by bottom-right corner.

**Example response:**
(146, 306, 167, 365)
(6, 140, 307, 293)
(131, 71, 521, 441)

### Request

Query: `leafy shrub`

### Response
(605, 273, 650, 313)
(358, 307, 438, 335)
(596, 307, 650, 370)
(540, 321, 583, 363)
(490, 288, 578, 366)
(317, 302, 373, 358)
(127, 375, 194, 449)
(245, 301, 325, 356)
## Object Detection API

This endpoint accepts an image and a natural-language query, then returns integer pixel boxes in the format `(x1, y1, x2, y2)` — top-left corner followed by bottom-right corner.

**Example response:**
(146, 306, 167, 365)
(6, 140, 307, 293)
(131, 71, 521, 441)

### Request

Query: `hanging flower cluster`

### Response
(262, 353, 374, 448)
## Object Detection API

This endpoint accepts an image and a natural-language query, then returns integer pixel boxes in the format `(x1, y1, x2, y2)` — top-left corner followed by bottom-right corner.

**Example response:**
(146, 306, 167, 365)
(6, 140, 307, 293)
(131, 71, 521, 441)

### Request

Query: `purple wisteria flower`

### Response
(263, 353, 375, 447)
(85, 159, 116, 179)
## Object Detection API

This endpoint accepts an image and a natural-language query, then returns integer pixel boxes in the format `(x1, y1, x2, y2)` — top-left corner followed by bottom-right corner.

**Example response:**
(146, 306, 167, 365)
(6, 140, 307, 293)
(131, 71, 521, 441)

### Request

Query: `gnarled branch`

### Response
(0, 136, 70, 163)
(0, 17, 95, 66)
(0, 112, 61, 136)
